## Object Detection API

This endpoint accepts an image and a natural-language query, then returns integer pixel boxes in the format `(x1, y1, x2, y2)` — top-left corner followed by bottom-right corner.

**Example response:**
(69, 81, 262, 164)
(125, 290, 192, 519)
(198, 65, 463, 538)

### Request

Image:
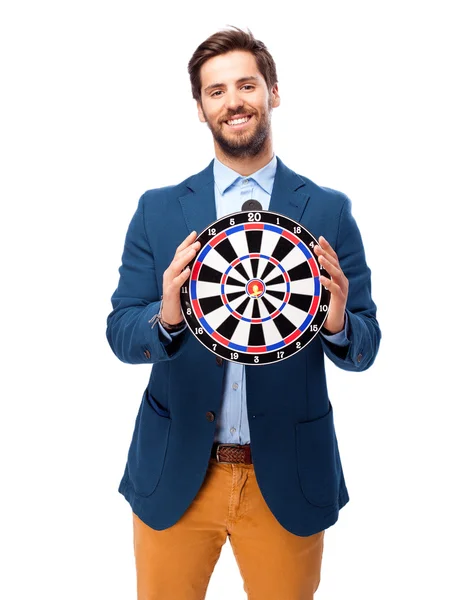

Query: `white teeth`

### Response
(227, 117, 249, 126)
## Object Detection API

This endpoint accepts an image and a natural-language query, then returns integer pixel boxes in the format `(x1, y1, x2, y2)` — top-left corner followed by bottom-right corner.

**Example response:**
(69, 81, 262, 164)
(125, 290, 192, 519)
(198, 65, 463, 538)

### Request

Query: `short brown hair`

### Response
(188, 26, 278, 103)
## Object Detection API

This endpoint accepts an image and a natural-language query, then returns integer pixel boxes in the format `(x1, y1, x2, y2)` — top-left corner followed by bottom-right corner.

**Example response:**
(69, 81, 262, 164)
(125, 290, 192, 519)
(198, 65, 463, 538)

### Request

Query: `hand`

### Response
(314, 236, 349, 334)
(161, 231, 201, 325)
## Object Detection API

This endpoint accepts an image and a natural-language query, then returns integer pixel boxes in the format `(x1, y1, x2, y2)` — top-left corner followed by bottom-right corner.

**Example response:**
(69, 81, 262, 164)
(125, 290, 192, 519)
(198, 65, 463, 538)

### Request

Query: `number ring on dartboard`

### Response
(180, 210, 331, 365)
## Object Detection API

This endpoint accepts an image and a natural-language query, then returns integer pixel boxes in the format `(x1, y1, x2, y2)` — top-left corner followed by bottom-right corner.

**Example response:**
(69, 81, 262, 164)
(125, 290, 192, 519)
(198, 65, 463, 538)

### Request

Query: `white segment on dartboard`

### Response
(275, 243, 310, 272)
(232, 294, 254, 315)
(226, 229, 252, 276)
(258, 299, 271, 320)
(203, 304, 232, 331)
(201, 247, 247, 284)
(194, 281, 223, 299)
(232, 317, 251, 347)
(223, 284, 247, 297)
(261, 317, 284, 346)
(259, 229, 281, 260)
(261, 291, 283, 310)
(255, 257, 271, 280)
(266, 282, 289, 294)
(284, 279, 315, 295)
(280, 302, 312, 330)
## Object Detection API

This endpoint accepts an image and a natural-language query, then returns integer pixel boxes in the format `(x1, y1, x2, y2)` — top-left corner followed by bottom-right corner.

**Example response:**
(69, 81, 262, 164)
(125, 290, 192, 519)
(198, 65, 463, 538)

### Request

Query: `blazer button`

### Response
(206, 411, 215, 422)
(144, 350, 151, 359)
(357, 353, 363, 363)
(216, 356, 223, 366)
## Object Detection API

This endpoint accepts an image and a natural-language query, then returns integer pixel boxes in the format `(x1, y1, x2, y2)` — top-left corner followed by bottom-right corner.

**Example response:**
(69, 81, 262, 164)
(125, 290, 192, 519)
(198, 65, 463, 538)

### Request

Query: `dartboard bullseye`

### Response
(180, 210, 331, 365)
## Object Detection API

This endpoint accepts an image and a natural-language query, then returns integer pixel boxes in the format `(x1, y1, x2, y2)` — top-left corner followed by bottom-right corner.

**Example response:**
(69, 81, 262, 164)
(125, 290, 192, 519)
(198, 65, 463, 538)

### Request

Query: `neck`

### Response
(213, 138, 275, 177)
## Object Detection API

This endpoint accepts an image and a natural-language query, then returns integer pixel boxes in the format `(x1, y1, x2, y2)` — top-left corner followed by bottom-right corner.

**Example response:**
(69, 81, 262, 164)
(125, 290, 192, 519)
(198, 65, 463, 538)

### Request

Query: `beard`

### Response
(203, 102, 273, 158)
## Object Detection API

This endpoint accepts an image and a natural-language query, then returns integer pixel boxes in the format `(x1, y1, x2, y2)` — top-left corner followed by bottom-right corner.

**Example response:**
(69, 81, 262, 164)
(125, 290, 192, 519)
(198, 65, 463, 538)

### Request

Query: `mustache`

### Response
(220, 109, 255, 123)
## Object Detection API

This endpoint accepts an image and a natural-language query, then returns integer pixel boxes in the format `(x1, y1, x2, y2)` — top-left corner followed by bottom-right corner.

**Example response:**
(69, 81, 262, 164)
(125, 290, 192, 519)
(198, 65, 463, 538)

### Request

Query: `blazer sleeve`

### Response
(320, 195, 381, 371)
(106, 193, 190, 364)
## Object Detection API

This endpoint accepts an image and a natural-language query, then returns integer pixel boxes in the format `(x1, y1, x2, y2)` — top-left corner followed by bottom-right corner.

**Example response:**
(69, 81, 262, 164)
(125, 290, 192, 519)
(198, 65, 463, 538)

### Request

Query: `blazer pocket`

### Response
(127, 389, 171, 497)
(295, 401, 340, 507)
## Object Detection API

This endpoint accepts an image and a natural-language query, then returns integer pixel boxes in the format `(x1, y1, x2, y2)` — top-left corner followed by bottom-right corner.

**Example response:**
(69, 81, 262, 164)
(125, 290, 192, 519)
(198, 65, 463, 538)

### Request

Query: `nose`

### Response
(224, 87, 244, 112)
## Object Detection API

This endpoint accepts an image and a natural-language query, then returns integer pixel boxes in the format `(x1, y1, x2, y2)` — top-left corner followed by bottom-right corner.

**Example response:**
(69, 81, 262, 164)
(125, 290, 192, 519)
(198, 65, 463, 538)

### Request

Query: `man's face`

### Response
(197, 50, 280, 158)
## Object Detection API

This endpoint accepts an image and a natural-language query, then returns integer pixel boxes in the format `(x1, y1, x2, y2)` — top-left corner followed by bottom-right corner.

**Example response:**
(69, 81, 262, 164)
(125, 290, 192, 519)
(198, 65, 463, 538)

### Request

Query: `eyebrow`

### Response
(203, 76, 261, 94)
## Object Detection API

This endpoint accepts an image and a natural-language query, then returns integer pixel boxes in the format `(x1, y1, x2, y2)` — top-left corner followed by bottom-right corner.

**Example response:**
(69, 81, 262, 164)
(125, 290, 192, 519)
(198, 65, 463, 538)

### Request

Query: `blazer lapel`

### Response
(178, 157, 310, 234)
(178, 161, 217, 235)
(269, 157, 310, 223)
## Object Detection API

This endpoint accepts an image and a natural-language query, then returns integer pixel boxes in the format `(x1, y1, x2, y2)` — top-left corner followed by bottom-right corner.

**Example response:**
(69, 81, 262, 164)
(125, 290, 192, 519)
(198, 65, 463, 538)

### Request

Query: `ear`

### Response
(271, 83, 280, 108)
(197, 101, 206, 123)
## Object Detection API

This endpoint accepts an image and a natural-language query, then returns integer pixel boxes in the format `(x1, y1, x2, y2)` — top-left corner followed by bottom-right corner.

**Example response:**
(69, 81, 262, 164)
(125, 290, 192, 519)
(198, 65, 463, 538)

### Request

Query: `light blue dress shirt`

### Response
(159, 155, 349, 444)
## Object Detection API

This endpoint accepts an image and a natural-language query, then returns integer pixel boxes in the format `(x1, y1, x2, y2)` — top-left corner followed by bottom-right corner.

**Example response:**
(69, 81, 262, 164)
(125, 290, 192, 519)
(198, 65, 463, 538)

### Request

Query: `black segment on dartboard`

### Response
(215, 239, 250, 280)
(260, 261, 276, 281)
(272, 312, 297, 337)
(271, 236, 295, 263)
(234, 296, 251, 316)
(245, 230, 263, 253)
(227, 290, 245, 302)
(199, 264, 223, 283)
(251, 258, 259, 278)
(217, 314, 240, 340)
(264, 273, 284, 286)
(252, 301, 261, 319)
(288, 293, 313, 312)
(226, 276, 245, 287)
(265, 289, 285, 301)
(199, 295, 224, 315)
(260, 295, 278, 315)
(248, 324, 266, 347)
(288, 261, 312, 281)
(234, 263, 251, 281)
(215, 238, 238, 264)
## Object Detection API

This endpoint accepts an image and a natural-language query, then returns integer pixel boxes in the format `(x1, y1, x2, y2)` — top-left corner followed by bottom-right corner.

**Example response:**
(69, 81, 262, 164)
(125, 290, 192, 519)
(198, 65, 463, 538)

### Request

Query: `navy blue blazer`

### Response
(106, 157, 381, 537)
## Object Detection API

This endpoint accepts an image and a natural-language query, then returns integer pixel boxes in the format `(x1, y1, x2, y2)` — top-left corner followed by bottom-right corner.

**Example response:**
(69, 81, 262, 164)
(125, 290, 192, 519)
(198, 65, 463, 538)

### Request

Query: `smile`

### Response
(225, 115, 252, 127)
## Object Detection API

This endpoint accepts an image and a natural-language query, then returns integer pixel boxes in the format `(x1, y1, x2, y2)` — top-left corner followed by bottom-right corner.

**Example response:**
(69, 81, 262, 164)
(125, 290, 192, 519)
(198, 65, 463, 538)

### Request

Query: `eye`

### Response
(241, 85, 255, 91)
(210, 90, 223, 97)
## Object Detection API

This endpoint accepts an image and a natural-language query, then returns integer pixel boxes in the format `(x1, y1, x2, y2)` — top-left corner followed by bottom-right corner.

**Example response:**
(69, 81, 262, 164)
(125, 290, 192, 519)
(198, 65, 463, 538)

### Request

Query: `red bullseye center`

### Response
(246, 279, 265, 298)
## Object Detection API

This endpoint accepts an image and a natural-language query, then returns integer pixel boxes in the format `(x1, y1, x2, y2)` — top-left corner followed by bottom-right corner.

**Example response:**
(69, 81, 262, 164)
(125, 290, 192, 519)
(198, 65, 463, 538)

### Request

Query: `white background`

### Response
(1, 1, 469, 598)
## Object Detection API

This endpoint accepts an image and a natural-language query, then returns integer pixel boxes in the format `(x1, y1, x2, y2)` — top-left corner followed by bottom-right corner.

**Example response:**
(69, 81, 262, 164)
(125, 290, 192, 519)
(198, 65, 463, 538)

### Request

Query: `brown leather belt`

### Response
(211, 443, 252, 464)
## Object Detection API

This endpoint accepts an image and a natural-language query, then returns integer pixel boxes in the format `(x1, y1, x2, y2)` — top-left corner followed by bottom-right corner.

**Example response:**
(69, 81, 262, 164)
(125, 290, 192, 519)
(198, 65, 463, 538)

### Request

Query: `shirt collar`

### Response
(213, 155, 278, 196)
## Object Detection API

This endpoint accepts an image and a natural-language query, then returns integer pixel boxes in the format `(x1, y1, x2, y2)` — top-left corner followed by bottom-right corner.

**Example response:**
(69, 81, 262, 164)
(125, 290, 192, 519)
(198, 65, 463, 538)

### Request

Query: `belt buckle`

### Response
(216, 443, 240, 464)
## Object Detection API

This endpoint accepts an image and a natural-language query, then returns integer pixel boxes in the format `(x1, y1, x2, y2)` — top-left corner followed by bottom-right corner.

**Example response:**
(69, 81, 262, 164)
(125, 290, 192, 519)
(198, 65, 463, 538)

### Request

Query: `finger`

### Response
(173, 266, 192, 287)
(314, 240, 339, 266)
(174, 231, 198, 256)
(164, 266, 192, 297)
(175, 239, 200, 260)
(320, 275, 345, 297)
(319, 259, 349, 296)
(318, 236, 332, 250)
(317, 254, 343, 280)
(168, 245, 199, 276)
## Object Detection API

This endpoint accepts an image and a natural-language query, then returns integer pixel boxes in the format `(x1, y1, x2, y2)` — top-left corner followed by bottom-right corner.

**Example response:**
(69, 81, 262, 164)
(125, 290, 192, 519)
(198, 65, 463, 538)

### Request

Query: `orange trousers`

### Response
(132, 457, 325, 599)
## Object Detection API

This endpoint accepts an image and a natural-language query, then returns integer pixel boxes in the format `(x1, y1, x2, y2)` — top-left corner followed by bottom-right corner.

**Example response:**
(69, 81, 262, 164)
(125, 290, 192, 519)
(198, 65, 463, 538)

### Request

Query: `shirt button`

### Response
(357, 353, 363, 363)
(230, 427, 236, 434)
(216, 356, 223, 366)
(232, 382, 239, 390)
(242, 179, 249, 185)
(143, 350, 151, 359)
(206, 411, 215, 422)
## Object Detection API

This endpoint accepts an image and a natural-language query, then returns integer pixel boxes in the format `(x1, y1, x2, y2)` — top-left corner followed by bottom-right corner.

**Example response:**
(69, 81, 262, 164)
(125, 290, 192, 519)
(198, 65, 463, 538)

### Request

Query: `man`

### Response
(106, 26, 381, 600)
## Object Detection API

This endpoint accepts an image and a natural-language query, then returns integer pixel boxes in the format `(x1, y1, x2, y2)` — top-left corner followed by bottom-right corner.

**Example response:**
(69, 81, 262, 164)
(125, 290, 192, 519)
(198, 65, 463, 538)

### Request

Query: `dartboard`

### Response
(180, 210, 330, 365)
